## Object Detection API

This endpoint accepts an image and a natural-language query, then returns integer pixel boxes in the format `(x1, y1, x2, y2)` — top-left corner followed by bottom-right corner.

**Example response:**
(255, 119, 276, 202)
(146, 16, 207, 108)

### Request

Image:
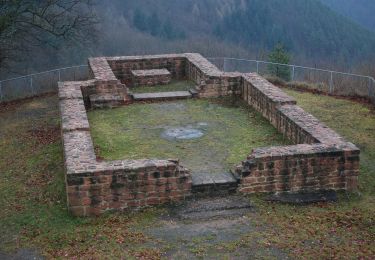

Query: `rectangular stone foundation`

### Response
(59, 53, 360, 216)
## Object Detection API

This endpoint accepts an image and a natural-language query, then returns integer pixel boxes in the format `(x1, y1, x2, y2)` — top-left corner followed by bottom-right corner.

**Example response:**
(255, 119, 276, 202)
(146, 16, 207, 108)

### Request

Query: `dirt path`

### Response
(135, 196, 290, 259)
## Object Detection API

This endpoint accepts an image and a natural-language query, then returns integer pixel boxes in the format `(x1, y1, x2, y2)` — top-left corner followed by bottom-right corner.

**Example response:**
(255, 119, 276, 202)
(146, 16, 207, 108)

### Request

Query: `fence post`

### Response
(291, 66, 295, 82)
(369, 78, 375, 103)
(58, 70, 61, 82)
(30, 76, 34, 95)
(223, 58, 227, 72)
(329, 72, 334, 94)
(256, 61, 259, 74)
(0, 82, 3, 102)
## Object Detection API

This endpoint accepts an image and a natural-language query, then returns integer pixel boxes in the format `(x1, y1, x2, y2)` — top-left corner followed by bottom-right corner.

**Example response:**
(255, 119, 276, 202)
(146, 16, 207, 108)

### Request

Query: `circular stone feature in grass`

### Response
(162, 127, 204, 140)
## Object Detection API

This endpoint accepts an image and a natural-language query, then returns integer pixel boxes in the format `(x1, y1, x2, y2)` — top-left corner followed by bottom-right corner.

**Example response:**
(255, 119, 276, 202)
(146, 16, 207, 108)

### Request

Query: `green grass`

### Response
(283, 89, 375, 195)
(130, 80, 195, 93)
(0, 96, 165, 259)
(0, 89, 374, 258)
(87, 97, 289, 174)
(248, 89, 375, 259)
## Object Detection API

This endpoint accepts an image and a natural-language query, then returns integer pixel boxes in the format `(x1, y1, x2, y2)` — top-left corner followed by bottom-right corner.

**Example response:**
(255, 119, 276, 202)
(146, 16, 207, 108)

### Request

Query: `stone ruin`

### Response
(58, 53, 360, 216)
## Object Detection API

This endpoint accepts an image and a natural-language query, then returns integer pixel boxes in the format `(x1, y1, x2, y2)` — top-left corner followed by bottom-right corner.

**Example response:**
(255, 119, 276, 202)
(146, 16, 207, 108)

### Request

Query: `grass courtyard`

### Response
(87, 98, 289, 174)
(0, 89, 374, 258)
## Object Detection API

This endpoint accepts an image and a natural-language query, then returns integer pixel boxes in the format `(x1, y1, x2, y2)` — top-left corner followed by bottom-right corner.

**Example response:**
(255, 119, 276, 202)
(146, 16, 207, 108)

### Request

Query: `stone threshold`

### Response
(171, 195, 254, 220)
(191, 172, 239, 196)
(131, 91, 193, 101)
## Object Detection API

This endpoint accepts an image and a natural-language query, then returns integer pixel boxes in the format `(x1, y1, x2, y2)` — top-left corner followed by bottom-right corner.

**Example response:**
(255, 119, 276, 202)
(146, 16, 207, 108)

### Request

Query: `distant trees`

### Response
(268, 43, 291, 81)
(133, 9, 147, 32)
(0, 0, 97, 70)
(213, 0, 375, 66)
(132, 9, 186, 40)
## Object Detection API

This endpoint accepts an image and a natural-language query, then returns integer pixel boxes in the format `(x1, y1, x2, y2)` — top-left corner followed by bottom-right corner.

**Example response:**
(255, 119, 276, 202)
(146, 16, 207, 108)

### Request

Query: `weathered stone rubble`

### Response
(59, 53, 360, 216)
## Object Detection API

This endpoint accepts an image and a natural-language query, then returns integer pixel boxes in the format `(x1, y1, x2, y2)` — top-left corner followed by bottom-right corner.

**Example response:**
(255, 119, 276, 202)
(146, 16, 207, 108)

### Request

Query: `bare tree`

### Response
(0, 0, 97, 70)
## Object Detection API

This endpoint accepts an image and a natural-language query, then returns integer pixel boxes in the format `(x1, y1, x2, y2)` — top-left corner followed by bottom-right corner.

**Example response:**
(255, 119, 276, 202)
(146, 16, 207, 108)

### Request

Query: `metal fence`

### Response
(1, 58, 374, 104)
(0, 65, 89, 103)
(208, 57, 375, 103)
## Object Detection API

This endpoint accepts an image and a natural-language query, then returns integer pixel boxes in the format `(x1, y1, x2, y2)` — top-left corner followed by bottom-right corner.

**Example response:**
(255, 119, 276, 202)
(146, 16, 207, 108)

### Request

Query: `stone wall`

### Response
(106, 54, 187, 86)
(241, 73, 297, 125)
(58, 80, 191, 217)
(185, 53, 242, 98)
(100, 53, 241, 98)
(238, 143, 359, 193)
(87, 58, 130, 108)
(60, 53, 360, 216)
(237, 73, 360, 193)
(131, 69, 171, 87)
(66, 159, 191, 217)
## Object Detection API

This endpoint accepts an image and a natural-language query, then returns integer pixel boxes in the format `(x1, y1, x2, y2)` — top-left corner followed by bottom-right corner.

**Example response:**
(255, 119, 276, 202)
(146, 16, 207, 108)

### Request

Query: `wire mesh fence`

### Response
(0, 65, 89, 103)
(0, 58, 374, 104)
(209, 57, 375, 104)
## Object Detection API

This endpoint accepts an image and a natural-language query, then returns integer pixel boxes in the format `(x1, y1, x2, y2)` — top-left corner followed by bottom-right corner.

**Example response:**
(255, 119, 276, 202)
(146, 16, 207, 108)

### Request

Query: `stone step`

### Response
(89, 94, 125, 109)
(189, 88, 199, 97)
(132, 91, 192, 101)
(171, 195, 254, 220)
(191, 172, 239, 197)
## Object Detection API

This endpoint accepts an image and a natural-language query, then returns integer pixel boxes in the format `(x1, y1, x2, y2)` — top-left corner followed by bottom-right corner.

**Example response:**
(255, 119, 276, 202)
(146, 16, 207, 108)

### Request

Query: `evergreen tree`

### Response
(147, 12, 161, 36)
(268, 43, 291, 81)
(161, 20, 174, 39)
(133, 9, 147, 32)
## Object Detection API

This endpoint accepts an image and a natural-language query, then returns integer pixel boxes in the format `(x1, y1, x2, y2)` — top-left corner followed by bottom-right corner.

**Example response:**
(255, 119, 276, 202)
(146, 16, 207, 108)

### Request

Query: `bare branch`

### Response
(0, 0, 98, 69)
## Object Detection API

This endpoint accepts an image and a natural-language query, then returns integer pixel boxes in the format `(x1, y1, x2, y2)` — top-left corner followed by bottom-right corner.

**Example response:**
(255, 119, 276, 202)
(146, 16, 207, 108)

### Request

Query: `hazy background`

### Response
(2, 0, 375, 78)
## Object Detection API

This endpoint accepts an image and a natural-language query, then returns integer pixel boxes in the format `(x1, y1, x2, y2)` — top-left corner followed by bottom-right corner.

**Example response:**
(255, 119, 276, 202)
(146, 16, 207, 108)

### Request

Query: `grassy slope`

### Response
(87, 97, 289, 174)
(283, 89, 375, 195)
(0, 96, 165, 259)
(253, 89, 375, 258)
(0, 90, 374, 258)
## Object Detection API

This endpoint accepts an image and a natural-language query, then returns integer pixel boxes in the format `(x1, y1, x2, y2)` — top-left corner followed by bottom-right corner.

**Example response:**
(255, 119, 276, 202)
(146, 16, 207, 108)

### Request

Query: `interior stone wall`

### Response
(86, 57, 130, 108)
(106, 54, 187, 86)
(131, 69, 171, 87)
(184, 53, 242, 97)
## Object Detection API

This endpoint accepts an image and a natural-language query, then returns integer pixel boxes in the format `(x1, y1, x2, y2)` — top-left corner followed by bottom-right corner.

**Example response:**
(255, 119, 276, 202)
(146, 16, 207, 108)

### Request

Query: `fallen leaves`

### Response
(26, 125, 60, 146)
(257, 201, 375, 259)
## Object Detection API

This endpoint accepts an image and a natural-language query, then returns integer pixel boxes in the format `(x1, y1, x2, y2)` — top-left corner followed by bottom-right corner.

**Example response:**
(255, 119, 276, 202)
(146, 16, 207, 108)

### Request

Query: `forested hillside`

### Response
(2, 0, 375, 77)
(213, 0, 375, 64)
(101, 0, 375, 66)
(321, 0, 375, 32)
